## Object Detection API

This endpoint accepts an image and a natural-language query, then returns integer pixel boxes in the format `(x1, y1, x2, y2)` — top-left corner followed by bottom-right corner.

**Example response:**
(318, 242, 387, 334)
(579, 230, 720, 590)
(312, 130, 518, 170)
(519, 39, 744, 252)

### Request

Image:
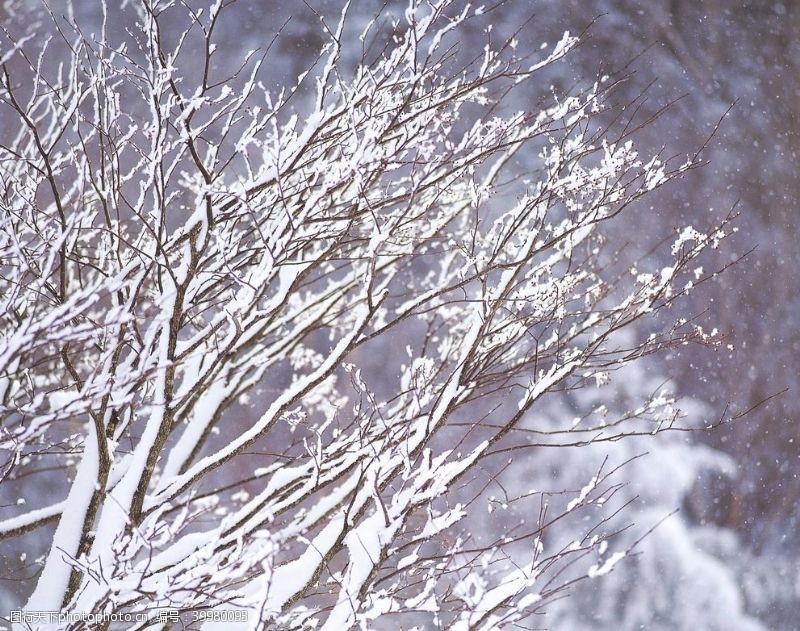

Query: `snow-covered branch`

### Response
(0, 1, 732, 628)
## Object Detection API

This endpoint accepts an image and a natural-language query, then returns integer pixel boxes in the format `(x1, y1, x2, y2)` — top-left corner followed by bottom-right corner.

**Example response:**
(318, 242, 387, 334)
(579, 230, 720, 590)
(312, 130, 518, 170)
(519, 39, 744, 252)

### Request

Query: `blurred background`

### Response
(1, 1, 797, 628)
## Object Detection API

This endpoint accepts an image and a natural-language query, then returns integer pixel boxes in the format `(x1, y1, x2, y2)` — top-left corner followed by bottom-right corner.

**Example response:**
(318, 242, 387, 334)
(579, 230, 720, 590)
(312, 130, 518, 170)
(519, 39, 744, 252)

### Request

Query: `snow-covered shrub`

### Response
(0, 1, 735, 628)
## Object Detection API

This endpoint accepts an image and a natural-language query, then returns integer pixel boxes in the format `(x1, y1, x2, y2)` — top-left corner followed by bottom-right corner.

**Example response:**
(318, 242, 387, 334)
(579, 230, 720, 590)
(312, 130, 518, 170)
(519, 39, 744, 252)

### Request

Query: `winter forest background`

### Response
(0, 0, 798, 629)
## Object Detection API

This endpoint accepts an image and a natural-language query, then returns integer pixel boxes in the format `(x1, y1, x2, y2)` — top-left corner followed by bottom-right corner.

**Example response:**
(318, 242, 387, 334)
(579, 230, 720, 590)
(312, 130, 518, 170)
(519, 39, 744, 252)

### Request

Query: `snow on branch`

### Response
(0, 1, 731, 627)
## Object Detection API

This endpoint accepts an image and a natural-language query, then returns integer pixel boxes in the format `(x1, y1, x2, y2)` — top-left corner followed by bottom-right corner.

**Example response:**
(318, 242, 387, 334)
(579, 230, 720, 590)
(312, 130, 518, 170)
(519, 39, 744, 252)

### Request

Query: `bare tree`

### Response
(0, 1, 734, 628)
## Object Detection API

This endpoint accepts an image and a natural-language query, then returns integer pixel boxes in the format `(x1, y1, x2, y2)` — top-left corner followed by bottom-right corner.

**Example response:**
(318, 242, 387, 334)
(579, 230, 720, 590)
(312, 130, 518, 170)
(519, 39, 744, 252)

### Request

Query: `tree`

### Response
(523, 360, 765, 631)
(0, 1, 735, 628)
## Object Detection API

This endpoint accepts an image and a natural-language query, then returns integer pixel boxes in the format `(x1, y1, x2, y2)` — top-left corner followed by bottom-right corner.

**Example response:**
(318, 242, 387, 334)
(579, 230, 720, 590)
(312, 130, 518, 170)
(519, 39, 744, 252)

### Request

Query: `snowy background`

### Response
(1, 0, 798, 628)
(197, 2, 800, 626)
